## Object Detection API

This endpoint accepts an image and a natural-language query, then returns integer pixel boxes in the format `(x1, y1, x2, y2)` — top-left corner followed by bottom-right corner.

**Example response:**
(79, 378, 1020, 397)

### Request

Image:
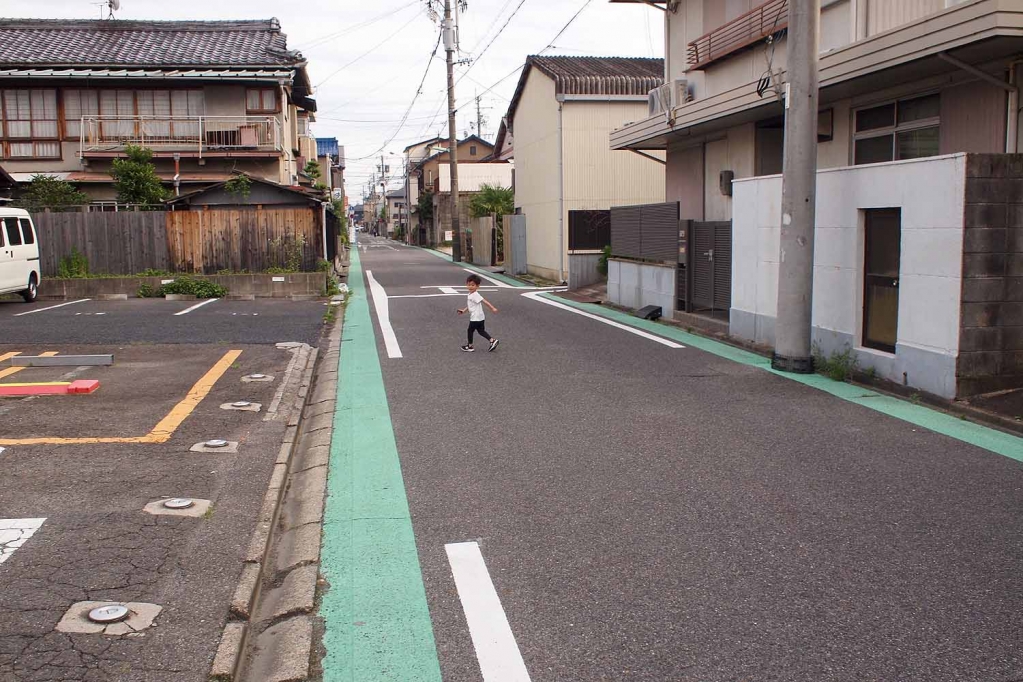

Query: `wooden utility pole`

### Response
(444, 0, 462, 262)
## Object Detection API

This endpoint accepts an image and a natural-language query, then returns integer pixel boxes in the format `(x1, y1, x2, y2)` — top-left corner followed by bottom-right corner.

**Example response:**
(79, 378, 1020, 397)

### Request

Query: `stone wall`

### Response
(958, 155, 1023, 396)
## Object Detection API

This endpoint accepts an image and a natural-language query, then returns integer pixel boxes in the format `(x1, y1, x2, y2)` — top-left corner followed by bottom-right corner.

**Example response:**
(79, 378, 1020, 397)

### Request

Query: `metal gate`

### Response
(505, 214, 527, 275)
(689, 220, 732, 312)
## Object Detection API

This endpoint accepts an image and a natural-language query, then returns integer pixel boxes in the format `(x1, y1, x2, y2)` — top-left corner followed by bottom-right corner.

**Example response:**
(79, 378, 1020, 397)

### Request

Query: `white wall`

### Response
(439, 162, 513, 192)
(608, 259, 677, 315)
(731, 153, 967, 397)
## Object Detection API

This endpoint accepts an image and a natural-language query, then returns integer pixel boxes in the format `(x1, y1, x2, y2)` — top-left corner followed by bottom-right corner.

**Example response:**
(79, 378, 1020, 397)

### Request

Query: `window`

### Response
(0, 89, 60, 158)
(470, 145, 477, 156)
(854, 94, 940, 165)
(4, 218, 23, 246)
(63, 89, 99, 138)
(247, 88, 278, 113)
(19, 218, 34, 245)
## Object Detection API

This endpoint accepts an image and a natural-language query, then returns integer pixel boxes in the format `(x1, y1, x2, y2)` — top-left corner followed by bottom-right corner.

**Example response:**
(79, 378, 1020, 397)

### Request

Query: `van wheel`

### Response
(21, 275, 38, 303)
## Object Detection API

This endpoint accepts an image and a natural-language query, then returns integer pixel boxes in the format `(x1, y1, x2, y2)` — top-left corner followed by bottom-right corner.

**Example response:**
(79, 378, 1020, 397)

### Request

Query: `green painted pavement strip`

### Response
(538, 292, 1023, 463)
(320, 246, 443, 681)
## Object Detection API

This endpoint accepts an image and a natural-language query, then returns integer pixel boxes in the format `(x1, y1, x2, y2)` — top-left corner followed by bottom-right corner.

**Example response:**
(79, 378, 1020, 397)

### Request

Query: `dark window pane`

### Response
(855, 135, 894, 165)
(897, 94, 940, 124)
(896, 126, 940, 160)
(856, 103, 895, 132)
(19, 218, 34, 244)
(5, 218, 23, 246)
(865, 209, 901, 277)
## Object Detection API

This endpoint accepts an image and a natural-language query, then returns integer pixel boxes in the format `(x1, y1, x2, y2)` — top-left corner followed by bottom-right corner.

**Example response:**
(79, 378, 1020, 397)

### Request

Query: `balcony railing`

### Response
(80, 116, 282, 156)
(687, 0, 788, 70)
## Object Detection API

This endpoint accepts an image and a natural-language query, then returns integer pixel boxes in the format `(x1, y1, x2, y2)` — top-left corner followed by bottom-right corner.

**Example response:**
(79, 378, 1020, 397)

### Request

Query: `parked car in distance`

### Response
(0, 207, 40, 302)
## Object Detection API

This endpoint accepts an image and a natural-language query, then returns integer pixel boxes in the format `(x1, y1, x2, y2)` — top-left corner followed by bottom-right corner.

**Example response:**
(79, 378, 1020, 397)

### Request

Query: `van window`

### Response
(19, 219, 35, 245)
(4, 218, 22, 246)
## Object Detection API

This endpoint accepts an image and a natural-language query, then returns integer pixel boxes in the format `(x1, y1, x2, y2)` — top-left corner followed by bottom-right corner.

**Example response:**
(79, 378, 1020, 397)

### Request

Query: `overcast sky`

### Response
(7, 0, 664, 203)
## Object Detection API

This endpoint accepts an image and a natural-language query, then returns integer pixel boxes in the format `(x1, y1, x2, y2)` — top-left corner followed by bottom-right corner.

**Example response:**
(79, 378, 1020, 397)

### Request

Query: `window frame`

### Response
(0, 88, 62, 160)
(246, 88, 279, 114)
(853, 93, 940, 165)
(19, 218, 35, 245)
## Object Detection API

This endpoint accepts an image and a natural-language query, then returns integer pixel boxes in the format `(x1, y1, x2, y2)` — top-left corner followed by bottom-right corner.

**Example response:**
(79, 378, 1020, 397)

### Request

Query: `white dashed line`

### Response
(13, 299, 90, 316)
(446, 542, 532, 682)
(173, 299, 218, 316)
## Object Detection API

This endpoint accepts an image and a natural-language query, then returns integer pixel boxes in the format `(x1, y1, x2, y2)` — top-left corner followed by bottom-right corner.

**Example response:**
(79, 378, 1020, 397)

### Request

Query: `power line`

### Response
(540, 0, 595, 53)
(315, 10, 425, 88)
(466, 0, 518, 54)
(348, 31, 444, 161)
(296, 1, 420, 52)
(456, 0, 527, 84)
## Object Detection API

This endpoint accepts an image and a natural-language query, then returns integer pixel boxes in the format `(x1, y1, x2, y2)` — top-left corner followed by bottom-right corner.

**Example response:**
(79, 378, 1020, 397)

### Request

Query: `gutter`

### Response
(558, 102, 566, 285)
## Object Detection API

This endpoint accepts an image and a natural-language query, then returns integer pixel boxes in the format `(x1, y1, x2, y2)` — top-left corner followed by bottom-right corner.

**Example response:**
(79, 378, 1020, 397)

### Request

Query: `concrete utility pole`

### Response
(443, 0, 462, 262)
(772, 0, 821, 373)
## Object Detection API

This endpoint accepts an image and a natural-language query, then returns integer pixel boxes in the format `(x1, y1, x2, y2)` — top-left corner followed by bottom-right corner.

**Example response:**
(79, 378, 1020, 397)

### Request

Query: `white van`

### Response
(0, 207, 40, 302)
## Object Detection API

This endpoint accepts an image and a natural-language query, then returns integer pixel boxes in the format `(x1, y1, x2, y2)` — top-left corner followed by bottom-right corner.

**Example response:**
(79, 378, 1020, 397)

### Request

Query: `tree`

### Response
(468, 184, 513, 219)
(303, 159, 322, 180)
(224, 174, 252, 200)
(111, 145, 170, 206)
(418, 190, 434, 220)
(15, 175, 89, 212)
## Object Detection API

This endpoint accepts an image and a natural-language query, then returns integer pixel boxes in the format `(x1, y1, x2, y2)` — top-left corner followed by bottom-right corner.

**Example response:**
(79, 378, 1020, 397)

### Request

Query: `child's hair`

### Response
(465, 274, 482, 285)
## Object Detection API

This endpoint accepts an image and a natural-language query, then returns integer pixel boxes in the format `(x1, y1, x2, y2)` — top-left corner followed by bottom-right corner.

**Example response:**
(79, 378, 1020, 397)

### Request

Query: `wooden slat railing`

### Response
(687, 0, 788, 70)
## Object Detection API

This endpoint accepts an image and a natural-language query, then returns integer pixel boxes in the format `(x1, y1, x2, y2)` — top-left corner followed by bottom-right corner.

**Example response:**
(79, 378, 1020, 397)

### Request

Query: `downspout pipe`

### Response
(558, 101, 566, 285)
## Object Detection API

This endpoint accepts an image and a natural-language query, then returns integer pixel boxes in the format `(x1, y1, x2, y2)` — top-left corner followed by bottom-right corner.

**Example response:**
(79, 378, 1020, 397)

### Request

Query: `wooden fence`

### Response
(33, 207, 322, 276)
(166, 208, 320, 273)
(34, 211, 169, 277)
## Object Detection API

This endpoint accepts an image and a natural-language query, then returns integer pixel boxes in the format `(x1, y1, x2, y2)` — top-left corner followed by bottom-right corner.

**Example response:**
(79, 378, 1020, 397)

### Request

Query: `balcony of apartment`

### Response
(79, 116, 283, 158)
(688, 0, 788, 71)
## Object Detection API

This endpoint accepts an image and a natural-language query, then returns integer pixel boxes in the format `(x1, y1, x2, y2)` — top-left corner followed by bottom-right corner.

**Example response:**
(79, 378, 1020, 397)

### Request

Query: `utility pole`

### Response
(772, 0, 820, 373)
(475, 94, 483, 138)
(443, 0, 462, 262)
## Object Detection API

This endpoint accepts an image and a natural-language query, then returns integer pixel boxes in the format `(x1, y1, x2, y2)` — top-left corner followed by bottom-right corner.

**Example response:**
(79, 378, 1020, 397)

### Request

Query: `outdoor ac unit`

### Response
(648, 80, 692, 119)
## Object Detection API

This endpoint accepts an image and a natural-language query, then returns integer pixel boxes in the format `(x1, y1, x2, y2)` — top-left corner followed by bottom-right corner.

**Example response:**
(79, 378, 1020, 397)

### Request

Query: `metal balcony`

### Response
(80, 116, 282, 156)
(687, 0, 788, 70)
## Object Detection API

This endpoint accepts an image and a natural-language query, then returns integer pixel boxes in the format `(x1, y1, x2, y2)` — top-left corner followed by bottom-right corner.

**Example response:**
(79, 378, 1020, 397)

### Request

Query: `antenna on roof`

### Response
(106, 0, 120, 19)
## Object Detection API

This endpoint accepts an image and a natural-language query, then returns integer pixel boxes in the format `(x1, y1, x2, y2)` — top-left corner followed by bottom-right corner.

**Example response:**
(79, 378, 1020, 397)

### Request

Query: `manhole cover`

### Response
(248, 374, 267, 379)
(204, 439, 229, 448)
(88, 604, 129, 624)
(231, 401, 251, 408)
(163, 498, 195, 510)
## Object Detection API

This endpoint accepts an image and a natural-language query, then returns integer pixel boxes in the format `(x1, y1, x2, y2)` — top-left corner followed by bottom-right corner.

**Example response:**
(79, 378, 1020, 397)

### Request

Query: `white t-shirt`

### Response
(467, 291, 485, 321)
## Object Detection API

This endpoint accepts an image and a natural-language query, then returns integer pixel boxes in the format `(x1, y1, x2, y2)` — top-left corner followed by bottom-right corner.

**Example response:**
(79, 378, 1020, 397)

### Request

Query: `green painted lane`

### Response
(320, 246, 443, 681)
(539, 292, 1023, 463)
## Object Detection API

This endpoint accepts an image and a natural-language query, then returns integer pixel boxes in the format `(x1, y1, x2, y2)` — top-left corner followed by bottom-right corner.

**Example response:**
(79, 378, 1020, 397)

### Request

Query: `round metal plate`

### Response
(88, 604, 129, 624)
(163, 498, 195, 510)
(231, 401, 251, 408)
(248, 374, 266, 379)
(204, 439, 229, 448)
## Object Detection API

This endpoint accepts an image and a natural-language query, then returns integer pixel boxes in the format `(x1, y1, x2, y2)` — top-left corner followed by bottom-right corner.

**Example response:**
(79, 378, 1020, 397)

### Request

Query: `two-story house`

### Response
(611, 0, 1023, 400)
(0, 18, 315, 203)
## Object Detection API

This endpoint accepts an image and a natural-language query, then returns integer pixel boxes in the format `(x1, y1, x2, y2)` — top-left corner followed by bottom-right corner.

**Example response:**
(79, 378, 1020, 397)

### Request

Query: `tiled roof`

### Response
(0, 18, 303, 67)
(507, 55, 663, 124)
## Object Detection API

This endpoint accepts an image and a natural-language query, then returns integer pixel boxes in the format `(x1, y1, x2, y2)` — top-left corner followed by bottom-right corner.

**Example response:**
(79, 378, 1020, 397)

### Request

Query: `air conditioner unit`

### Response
(648, 80, 692, 119)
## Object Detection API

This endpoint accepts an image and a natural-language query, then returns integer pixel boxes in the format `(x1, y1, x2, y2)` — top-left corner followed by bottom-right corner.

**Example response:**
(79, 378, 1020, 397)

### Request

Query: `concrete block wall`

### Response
(958, 154, 1023, 396)
(607, 258, 676, 315)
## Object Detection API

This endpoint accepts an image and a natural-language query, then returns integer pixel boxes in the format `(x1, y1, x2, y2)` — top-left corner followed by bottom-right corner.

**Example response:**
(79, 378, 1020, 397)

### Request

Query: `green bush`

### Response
(160, 276, 227, 299)
(812, 343, 858, 382)
(136, 268, 171, 277)
(57, 248, 89, 279)
(597, 245, 611, 277)
(137, 283, 159, 298)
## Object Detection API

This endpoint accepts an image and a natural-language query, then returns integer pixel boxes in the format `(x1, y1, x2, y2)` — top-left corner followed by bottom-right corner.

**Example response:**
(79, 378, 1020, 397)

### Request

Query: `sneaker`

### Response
(460, 345, 475, 352)
(488, 339, 500, 352)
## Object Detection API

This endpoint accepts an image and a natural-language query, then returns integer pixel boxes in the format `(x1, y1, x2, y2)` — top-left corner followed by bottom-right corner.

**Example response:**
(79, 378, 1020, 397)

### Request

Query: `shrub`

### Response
(57, 248, 89, 278)
(137, 283, 159, 298)
(597, 244, 611, 277)
(136, 268, 171, 277)
(160, 276, 227, 299)
(812, 343, 858, 382)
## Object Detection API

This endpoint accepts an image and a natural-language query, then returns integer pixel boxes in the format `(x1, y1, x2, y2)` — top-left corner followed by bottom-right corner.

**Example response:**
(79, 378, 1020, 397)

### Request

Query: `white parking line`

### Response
(462, 268, 513, 288)
(365, 270, 403, 358)
(440, 286, 459, 294)
(13, 299, 90, 317)
(173, 298, 218, 316)
(445, 542, 532, 682)
(522, 291, 685, 349)
(0, 518, 46, 566)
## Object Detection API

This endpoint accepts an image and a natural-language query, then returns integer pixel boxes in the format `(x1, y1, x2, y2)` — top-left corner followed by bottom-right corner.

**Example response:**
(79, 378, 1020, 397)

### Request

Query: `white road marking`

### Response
(173, 298, 218, 316)
(445, 542, 532, 682)
(389, 293, 463, 299)
(0, 518, 46, 566)
(462, 268, 512, 288)
(13, 299, 90, 317)
(440, 287, 459, 294)
(365, 270, 403, 358)
(522, 292, 685, 349)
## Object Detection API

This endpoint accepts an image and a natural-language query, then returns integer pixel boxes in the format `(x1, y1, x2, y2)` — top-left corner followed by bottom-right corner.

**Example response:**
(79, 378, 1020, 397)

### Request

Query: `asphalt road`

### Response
(0, 298, 328, 681)
(351, 236, 1023, 682)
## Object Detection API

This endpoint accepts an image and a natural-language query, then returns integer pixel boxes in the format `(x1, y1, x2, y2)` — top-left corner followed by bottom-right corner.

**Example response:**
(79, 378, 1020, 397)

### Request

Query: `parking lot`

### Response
(0, 295, 330, 681)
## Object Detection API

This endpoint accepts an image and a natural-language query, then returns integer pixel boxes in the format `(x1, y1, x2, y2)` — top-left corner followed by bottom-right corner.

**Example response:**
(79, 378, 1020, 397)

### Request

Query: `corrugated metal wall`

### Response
(866, 0, 943, 36)
(610, 201, 680, 263)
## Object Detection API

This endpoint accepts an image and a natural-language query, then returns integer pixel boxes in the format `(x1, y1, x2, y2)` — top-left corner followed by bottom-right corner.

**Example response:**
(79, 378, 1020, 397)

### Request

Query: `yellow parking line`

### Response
(0, 350, 243, 446)
(0, 351, 58, 380)
(0, 352, 22, 363)
(145, 349, 242, 443)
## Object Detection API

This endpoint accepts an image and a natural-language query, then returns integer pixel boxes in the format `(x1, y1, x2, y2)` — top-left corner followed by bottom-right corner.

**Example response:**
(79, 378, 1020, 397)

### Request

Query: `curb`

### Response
(207, 338, 321, 682)
(210, 312, 342, 681)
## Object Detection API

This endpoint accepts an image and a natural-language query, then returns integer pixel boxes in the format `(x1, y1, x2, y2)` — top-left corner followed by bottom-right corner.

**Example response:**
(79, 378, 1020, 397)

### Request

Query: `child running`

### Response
(457, 274, 500, 352)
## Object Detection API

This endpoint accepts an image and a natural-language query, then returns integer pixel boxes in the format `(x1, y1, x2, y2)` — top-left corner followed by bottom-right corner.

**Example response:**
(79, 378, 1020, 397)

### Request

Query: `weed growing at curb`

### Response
(812, 343, 858, 382)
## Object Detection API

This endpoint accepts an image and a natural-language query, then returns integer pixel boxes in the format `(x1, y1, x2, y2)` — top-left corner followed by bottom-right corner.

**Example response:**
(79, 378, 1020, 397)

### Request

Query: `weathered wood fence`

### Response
(33, 208, 322, 276)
